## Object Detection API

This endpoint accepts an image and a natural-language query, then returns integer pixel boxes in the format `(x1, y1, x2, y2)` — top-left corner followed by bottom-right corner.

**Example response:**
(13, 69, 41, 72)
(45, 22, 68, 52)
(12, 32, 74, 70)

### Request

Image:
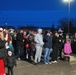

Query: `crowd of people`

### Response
(0, 27, 76, 75)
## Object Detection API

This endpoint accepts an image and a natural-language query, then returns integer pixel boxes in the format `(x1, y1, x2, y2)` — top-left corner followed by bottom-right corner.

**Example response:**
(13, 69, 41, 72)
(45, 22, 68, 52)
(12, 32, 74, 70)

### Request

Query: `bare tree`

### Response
(58, 18, 76, 34)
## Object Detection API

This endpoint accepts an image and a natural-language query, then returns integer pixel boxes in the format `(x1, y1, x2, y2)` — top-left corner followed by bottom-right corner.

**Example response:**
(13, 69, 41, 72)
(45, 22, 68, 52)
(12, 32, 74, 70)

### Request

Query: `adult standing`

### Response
(43, 31, 52, 64)
(52, 32, 59, 63)
(16, 30, 24, 60)
(0, 27, 7, 75)
(26, 33, 35, 62)
(58, 32, 64, 60)
(34, 29, 44, 64)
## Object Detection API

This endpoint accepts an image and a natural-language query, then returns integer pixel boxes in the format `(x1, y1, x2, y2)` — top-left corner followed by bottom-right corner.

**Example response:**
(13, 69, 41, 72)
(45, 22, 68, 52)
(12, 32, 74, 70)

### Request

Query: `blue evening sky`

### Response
(0, 0, 76, 28)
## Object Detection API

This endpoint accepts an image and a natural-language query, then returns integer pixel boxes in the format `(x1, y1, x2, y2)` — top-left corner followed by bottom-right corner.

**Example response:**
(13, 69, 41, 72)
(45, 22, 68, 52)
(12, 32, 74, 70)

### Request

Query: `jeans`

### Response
(17, 46, 24, 58)
(44, 48, 52, 63)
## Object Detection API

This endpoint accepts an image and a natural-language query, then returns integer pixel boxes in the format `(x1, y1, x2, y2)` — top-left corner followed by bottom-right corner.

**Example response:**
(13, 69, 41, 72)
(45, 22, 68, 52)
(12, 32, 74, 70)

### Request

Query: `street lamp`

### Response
(62, 0, 74, 33)
(63, 0, 74, 2)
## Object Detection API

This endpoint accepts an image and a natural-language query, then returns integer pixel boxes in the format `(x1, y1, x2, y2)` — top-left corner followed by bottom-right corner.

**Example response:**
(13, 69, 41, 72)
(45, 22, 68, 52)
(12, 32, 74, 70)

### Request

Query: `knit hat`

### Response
(0, 27, 3, 31)
(8, 50, 13, 55)
(38, 28, 42, 34)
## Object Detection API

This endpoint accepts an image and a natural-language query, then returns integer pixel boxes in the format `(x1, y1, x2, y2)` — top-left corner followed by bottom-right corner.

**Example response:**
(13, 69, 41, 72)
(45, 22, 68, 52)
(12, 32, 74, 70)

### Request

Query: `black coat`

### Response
(0, 39, 7, 59)
(52, 36, 59, 48)
(16, 33, 24, 46)
(58, 36, 64, 49)
(6, 56, 16, 68)
(0, 39, 6, 49)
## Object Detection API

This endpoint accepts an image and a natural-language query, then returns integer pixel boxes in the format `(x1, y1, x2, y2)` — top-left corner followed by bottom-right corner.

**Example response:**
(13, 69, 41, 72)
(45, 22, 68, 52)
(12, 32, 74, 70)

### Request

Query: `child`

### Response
(6, 50, 17, 75)
(63, 39, 72, 62)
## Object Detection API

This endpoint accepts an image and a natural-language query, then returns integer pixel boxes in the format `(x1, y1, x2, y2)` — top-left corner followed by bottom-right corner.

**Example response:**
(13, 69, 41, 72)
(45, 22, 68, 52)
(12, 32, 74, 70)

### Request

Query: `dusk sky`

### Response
(0, 0, 76, 28)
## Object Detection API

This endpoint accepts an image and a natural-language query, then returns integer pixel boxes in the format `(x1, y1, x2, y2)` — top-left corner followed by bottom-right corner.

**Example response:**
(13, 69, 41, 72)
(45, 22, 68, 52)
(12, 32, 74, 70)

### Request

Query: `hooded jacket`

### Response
(34, 29, 44, 46)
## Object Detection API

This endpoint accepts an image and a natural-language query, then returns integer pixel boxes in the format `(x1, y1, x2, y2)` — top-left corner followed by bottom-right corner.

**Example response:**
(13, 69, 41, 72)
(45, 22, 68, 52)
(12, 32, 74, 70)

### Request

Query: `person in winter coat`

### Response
(6, 50, 16, 75)
(26, 33, 35, 62)
(43, 31, 52, 64)
(34, 29, 44, 64)
(63, 39, 72, 61)
(64, 39, 72, 54)
(0, 27, 7, 75)
(58, 32, 64, 60)
(52, 32, 59, 63)
(16, 30, 24, 60)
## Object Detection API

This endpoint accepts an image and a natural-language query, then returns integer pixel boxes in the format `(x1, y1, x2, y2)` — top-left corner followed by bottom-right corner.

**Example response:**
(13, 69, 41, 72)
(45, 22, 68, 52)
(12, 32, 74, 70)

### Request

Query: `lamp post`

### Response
(62, 0, 74, 33)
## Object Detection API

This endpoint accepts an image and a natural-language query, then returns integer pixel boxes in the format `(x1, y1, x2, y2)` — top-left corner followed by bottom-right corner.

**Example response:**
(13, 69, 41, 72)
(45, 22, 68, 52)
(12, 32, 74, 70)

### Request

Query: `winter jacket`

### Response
(0, 39, 7, 59)
(44, 35, 52, 48)
(52, 36, 59, 48)
(5, 56, 16, 68)
(34, 33, 44, 46)
(16, 33, 24, 46)
(0, 39, 6, 49)
(64, 43, 72, 55)
(58, 36, 63, 48)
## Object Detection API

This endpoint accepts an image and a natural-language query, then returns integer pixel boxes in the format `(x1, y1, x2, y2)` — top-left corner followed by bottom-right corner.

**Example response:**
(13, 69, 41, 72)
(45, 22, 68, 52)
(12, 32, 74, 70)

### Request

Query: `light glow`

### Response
(63, 0, 74, 3)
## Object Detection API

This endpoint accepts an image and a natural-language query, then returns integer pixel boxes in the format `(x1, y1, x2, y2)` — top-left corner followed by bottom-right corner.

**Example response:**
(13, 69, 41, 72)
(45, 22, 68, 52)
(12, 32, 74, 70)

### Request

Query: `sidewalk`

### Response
(11, 59, 76, 75)
(69, 54, 76, 66)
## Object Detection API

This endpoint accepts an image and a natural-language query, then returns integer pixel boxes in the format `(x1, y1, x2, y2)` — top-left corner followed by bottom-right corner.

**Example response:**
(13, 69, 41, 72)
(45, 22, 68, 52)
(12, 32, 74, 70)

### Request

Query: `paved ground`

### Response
(7, 59, 76, 75)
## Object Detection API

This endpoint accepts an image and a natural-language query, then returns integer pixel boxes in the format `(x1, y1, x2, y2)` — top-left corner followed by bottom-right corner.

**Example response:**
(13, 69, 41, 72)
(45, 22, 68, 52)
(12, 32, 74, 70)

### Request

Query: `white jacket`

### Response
(34, 33, 44, 46)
